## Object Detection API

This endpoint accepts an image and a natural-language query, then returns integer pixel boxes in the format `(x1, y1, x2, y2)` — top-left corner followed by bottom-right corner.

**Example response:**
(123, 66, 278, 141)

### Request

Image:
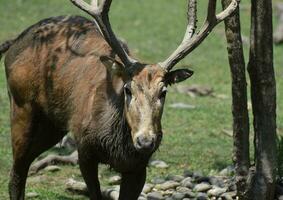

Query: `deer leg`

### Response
(119, 168, 146, 200)
(78, 144, 102, 200)
(9, 100, 66, 200)
(9, 159, 30, 200)
(9, 101, 34, 200)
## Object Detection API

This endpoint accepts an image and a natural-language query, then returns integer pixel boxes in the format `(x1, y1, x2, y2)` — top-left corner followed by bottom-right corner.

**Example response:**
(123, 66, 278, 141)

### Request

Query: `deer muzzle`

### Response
(134, 131, 157, 153)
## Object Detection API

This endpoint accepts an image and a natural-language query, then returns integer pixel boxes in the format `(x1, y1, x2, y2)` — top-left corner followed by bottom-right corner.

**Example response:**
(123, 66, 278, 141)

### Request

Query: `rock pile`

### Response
(63, 167, 238, 200)
(28, 159, 283, 199)
(100, 170, 237, 200)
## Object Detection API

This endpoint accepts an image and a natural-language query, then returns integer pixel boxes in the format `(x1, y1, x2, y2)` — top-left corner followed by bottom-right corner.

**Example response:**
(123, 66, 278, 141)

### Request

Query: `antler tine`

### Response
(159, 0, 238, 71)
(90, 0, 98, 7)
(70, 0, 137, 67)
(216, 0, 239, 22)
(182, 0, 197, 43)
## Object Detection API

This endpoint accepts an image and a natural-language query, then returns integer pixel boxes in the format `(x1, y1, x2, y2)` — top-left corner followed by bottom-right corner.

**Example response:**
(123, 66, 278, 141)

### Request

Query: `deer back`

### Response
(5, 16, 123, 137)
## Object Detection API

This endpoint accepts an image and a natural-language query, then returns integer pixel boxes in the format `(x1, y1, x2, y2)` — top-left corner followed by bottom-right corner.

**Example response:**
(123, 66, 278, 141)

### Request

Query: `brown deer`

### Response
(0, 0, 238, 199)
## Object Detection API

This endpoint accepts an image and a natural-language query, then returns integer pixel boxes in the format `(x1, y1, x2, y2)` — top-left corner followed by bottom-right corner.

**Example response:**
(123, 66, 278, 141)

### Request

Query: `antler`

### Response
(159, 0, 239, 71)
(70, 0, 137, 67)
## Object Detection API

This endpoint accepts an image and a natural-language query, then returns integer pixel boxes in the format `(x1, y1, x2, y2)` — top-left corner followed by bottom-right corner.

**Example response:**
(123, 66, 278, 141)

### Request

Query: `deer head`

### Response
(70, 0, 238, 153)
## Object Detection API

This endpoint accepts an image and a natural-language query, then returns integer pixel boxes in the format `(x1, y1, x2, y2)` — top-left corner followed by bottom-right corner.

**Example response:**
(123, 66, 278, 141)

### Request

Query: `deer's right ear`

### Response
(100, 56, 125, 77)
(164, 68, 193, 85)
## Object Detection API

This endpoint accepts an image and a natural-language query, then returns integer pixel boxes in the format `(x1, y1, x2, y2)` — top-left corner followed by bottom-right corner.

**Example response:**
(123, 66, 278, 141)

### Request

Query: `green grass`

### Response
(1, 0, 283, 199)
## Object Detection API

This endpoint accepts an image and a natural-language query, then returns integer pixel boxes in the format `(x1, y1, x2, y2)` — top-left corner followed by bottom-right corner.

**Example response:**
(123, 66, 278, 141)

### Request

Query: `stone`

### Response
(221, 191, 237, 200)
(65, 178, 88, 195)
(147, 191, 165, 200)
(176, 186, 191, 193)
(278, 195, 283, 200)
(26, 192, 39, 198)
(183, 170, 194, 177)
(151, 177, 166, 184)
(227, 182, 237, 191)
(163, 189, 175, 196)
(171, 192, 186, 200)
(166, 174, 184, 182)
(219, 166, 235, 177)
(207, 187, 227, 197)
(193, 171, 204, 179)
(108, 175, 121, 185)
(196, 192, 208, 200)
(150, 160, 169, 169)
(155, 181, 180, 191)
(194, 182, 212, 192)
(209, 176, 225, 188)
(44, 165, 61, 172)
(181, 177, 193, 188)
(143, 183, 154, 194)
(139, 192, 147, 198)
(138, 197, 147, 200)
(185, 190, 196, 198)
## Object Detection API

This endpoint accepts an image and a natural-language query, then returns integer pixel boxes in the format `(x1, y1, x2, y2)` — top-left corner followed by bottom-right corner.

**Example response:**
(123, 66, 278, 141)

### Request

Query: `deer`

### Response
(0, 0, 238, 199)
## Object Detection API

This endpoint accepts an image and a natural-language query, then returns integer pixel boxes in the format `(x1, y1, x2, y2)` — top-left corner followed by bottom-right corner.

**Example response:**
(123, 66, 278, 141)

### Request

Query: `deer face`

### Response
(123, 64, 193, 153)
(101, 57, 193, 153)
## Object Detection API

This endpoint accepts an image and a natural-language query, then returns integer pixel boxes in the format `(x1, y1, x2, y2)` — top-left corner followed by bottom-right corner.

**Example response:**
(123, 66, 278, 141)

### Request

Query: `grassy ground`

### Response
(0, 0, 283, 199)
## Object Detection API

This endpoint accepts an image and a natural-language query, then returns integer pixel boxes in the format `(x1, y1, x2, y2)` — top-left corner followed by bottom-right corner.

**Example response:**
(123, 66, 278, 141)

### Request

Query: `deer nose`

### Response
(136, 135, 155, 152)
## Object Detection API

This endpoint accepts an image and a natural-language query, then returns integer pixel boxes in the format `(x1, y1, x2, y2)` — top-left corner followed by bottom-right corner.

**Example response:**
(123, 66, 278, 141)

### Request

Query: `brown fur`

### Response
(2, 15, 192, 200)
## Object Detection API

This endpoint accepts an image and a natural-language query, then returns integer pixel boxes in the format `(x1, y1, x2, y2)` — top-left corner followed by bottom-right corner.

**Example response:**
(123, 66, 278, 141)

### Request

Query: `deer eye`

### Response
(159, 87, 167, 99)
(124, 84, 132, 97)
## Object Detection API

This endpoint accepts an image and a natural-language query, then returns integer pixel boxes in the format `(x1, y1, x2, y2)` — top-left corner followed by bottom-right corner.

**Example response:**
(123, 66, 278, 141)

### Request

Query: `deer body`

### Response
(1, 1, 238, 199)
(4, 15, 156, 199)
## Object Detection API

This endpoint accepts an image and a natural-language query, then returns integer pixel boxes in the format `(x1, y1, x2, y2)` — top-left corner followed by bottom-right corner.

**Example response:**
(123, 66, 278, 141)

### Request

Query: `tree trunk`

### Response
(247, 0, 277, 199)
(221, 0, 250, 198)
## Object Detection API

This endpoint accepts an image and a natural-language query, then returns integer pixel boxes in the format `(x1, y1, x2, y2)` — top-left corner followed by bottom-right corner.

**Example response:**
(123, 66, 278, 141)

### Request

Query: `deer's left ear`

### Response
(165, 69, 194, 85)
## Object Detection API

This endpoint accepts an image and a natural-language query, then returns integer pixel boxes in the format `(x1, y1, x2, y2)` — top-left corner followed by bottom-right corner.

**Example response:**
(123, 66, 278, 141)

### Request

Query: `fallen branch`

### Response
(55, 135, 77, 151)
(29, 150, 78, 175)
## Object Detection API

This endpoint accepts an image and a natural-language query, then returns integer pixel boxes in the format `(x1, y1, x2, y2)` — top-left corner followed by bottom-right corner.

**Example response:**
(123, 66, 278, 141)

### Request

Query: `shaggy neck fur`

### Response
(84, 93, 153, 170)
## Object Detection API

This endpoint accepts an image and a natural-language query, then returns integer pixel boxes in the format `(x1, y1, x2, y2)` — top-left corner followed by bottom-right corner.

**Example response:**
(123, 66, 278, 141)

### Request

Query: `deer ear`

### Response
(165, 69, 194, 85)
(100, 55, 125, 76)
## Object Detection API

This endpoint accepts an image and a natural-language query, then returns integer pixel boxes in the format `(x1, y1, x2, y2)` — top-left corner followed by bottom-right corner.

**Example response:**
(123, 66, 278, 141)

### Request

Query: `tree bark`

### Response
(221, 0, 250, 198)
(247, 0, 277, 199)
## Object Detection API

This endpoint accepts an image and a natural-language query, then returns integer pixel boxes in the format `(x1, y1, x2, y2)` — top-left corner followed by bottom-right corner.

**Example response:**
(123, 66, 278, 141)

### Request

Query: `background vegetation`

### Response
(0, 0, 282, 199)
